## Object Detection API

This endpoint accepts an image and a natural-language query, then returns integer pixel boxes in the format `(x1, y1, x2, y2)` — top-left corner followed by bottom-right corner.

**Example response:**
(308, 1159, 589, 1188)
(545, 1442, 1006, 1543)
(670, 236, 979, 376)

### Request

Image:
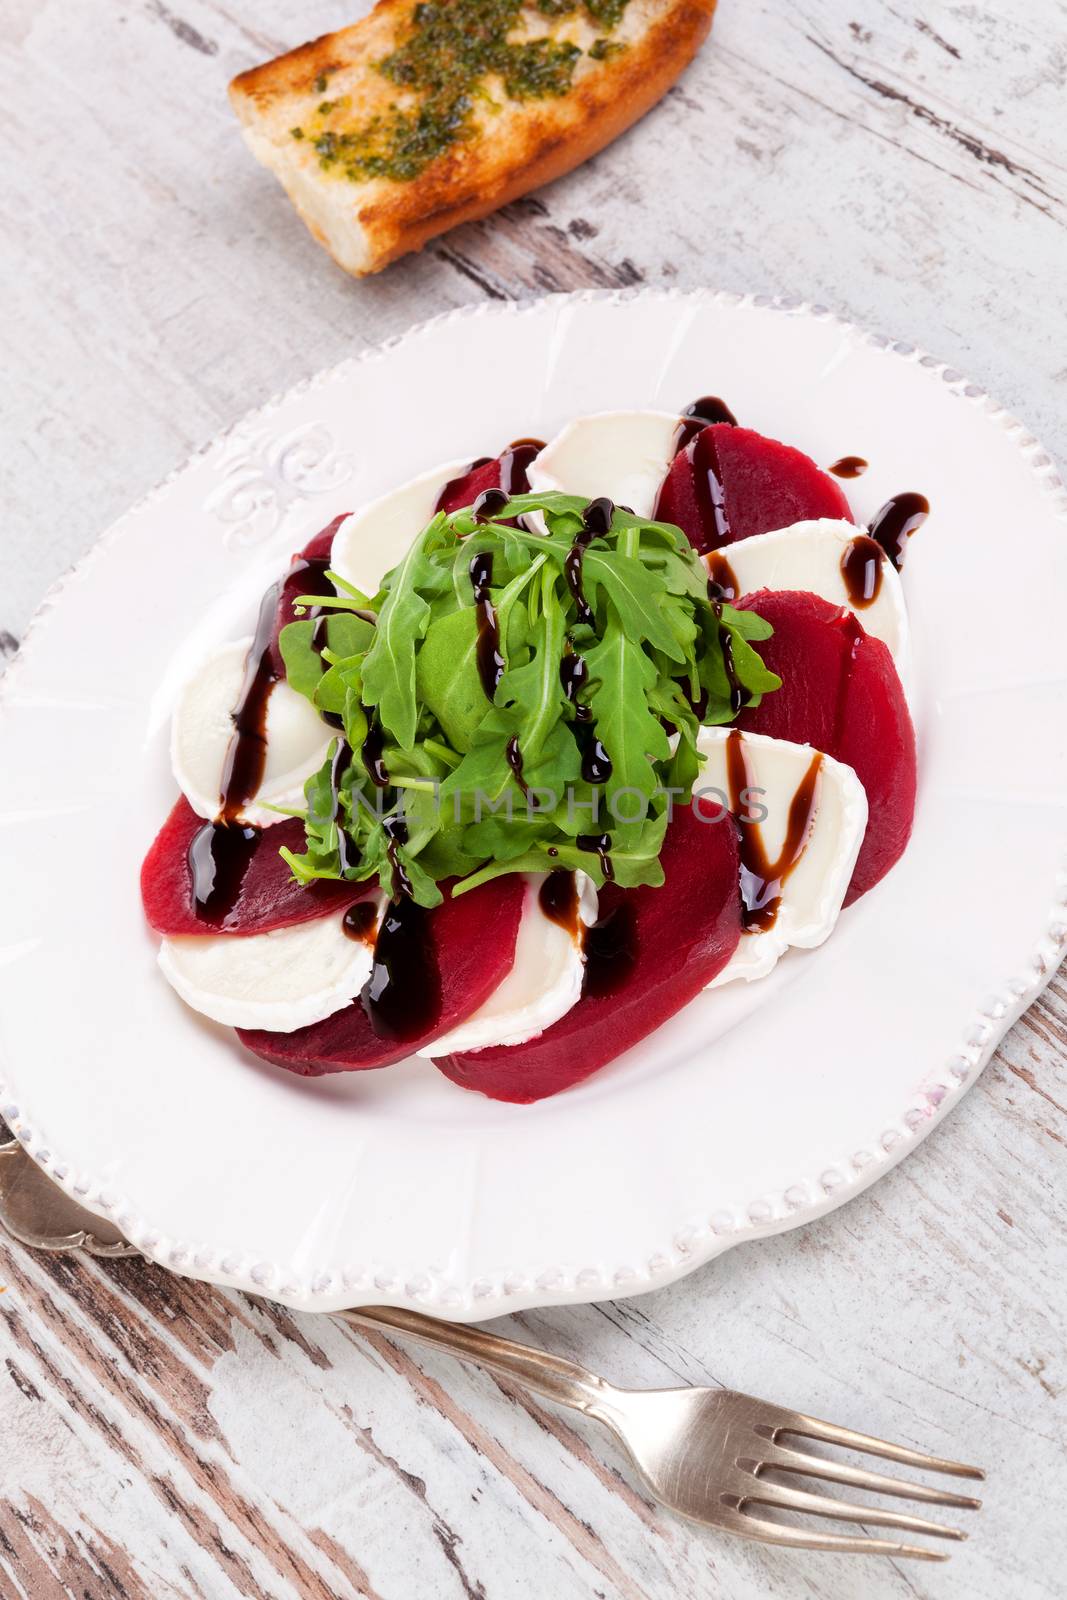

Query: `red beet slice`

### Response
(654, 425, 853, 553)
(269, 515, 350, 675)
(435, 441, 543, 515)
(141, 796, 369, 936)
(734, 590, 916, 904)
(237, 875, 526, 1076)
(436, 457, 500, 515)
(435, 803, 743, 1104)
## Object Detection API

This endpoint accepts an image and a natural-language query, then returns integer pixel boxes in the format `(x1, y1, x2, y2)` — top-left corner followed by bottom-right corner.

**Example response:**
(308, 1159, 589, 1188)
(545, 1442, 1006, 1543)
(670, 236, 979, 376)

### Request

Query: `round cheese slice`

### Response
(171, 638, 332, 828)
(527, 411, 680, 518)
(713, 519, 909, 671)
(419, 872, 598, 1056)
(695, 727, 868, 987)
(330, 457, 473, 597)
(159, 898, 384, 1032)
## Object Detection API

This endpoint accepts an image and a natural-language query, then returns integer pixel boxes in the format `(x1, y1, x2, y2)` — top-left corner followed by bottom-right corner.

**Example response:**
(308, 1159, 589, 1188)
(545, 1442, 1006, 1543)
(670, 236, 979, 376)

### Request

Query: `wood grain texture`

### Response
(1, 0, 1065, 1595)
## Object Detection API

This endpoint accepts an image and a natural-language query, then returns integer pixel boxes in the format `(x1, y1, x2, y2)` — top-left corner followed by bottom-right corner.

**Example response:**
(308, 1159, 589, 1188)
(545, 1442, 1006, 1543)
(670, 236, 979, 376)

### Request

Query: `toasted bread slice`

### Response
(230, 0, 715, 277)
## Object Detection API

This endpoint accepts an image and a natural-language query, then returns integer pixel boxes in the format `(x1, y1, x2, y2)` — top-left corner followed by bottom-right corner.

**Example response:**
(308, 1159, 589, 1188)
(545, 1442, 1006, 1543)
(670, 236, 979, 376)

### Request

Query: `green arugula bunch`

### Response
(276, 491, 781, 906)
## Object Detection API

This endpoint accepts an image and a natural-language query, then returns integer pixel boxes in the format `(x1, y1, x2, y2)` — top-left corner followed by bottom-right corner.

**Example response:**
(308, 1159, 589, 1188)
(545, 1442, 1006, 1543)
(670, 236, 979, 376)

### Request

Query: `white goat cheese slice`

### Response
(419, 873, 598, 1056)
(695, 727, 868, 987)
(158, 897, 384, 1032)
(527, 411, 680, 518)
(171, 638, 332, 828)
(330, 457, 474, 596)
(712, 518, 909, 670)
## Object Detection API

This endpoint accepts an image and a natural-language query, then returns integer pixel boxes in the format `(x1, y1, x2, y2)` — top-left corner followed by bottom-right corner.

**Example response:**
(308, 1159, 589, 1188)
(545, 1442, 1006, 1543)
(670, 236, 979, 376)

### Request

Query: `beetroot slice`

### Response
(237, 875, 526, 1076)
(436, 457, 501, 515)
(435, 803, 743, 1104)
(141, 796, 369, 936)
(734, 590, 916, 904)
(435, 440, 543, 515)
(654, 424, 853, 553)
(269, 515, 350, 675)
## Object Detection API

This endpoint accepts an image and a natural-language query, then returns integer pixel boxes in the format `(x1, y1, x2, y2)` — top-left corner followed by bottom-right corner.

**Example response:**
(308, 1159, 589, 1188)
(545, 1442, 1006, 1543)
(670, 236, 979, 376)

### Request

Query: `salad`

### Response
(142, 401, 923, 1101)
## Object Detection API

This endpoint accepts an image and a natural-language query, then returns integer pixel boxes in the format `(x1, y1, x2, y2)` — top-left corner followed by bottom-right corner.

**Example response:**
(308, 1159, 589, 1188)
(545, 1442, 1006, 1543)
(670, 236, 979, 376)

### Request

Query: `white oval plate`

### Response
(1, 290, 1065, 1320)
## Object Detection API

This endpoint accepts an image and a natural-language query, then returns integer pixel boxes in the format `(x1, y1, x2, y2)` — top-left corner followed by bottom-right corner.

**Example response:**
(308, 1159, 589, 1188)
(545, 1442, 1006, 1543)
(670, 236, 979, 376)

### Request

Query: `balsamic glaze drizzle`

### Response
(505, 733, 529, 796)
(361, 896, 439, 1041)
(867, 493, 930, 571)
(498, 438, 544, 496)
(361, 718, 391, 789)
(829, 455, 868, 479)
(839, 533, 885, 608)
(564, 496, 614, 626)
(342, 899, 379, 943)
(705, 549, 739, 601)
(559, 646, 591, 719)
(581, 902, 637, 997)
(725, 729, 823, 933)
(538, 870, 579, 933)
(469, 550, 505, 700)
(472, 487, 508, 522)
(577, 833, 615, 881)
(382, 813, 413, 900)
(188, 577, 283, 925)
(672, 395, 739, 454)
(564, 545, 595, 626)
(329, 738, 361, 875)
(574, 723, 613, 784)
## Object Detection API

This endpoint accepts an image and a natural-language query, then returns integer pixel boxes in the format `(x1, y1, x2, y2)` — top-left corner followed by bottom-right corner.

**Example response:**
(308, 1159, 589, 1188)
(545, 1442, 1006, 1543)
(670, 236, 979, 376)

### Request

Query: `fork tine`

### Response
(756, 1439, 983, 1509)
(768, 1408, 985, 1479)
(737, 1476, 967, 1541)
(723, 1504, 948, 1561)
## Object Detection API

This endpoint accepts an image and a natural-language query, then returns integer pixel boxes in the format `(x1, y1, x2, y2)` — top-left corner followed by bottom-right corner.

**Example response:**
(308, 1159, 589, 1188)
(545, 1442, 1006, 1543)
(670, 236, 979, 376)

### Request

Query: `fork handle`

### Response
(342, 1304, 617, 1418)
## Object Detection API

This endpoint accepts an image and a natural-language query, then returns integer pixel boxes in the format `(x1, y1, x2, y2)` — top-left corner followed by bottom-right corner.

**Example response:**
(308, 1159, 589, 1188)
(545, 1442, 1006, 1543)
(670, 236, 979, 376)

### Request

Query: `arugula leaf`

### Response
(415, 608, 488, 752)
(361, 512, 453, 750)
(582, 616, 671, 844)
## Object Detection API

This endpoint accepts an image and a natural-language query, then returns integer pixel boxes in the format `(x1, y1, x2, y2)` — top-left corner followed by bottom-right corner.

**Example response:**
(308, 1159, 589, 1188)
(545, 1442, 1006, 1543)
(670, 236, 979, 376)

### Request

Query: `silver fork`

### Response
(0, 1132, 983, 1559)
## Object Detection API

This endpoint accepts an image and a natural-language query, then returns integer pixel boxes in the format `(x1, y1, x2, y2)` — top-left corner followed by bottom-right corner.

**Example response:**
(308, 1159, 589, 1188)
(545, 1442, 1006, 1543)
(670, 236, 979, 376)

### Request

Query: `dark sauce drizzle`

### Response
(381, 813, 413, 901)
(564, 496, 613, 626)
(582, 902, 637, 998)
(498, 438, 544, 495)
(329, 738, 362, 874)
(187, 578, 282, 925)
(690, 428, 732, 549)
(867, 492, 930, 571)
(829, 455, 868, 479)
(705, 550, 739, 601)
(559, 645, 591, 719)
(473, 487, 508, 522)
(672, 395, 739, 454)
(538, 870, 579, 934)
(342, 899, 379, 943)
(361, 896, 439, 1042)
(361, 718, 391, 788)
(505, 733, 529, 797)
(575, 723, 613, 784)
(577, 833, 615, 882)
(839, 533, 885, 608)
(725, 729, 823, 933)
(469, 550, 505, 700)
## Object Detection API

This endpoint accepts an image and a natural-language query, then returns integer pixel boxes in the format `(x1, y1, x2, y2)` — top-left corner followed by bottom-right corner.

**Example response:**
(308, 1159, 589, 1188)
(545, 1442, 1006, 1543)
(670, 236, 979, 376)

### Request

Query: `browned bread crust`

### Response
(230, 0, 716, 276)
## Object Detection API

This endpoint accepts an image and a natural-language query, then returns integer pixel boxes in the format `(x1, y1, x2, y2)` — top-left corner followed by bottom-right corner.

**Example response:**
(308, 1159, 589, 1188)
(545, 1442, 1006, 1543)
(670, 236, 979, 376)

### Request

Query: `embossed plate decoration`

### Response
(1, 290, 1065, 1320)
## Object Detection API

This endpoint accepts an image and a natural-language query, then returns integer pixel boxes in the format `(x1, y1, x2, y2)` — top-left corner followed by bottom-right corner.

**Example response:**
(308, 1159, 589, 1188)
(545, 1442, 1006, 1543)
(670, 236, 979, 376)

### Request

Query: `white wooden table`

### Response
(2, 2, 1065, 1595)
